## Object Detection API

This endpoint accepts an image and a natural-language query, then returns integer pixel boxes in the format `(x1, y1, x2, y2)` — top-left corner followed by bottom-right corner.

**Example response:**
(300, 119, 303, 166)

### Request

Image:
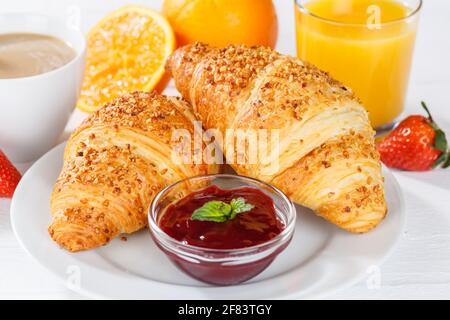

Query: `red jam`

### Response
(154, 185, 289, 285)
(159, 185, 284, 249)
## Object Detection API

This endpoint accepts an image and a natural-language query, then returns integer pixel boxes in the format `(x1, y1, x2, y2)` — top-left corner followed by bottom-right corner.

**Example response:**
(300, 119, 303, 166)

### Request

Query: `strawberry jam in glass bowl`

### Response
(148, 174, 296, 286)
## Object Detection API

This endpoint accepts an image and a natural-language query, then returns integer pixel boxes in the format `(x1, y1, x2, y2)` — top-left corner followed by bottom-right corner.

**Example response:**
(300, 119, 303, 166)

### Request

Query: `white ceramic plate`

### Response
(11, 143, 405, 299)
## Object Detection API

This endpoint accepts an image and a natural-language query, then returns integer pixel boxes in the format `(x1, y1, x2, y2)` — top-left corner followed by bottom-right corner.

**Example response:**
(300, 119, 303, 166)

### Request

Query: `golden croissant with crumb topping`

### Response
(49, 92, 218, 252)
(167, 43, 387, 233)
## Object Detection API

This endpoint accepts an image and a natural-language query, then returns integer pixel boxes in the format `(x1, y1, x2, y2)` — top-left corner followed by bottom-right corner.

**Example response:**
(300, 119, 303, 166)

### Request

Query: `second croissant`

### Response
(167, 43, 387, 233)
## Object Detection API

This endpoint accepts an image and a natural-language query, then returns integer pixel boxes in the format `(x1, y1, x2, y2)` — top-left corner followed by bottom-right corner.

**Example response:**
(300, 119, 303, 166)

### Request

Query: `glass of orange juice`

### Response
(295, 0, 422, 129)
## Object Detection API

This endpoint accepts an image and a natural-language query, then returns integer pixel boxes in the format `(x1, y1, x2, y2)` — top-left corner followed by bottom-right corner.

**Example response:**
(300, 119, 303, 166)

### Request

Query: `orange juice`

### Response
(295, 0, 421, 128)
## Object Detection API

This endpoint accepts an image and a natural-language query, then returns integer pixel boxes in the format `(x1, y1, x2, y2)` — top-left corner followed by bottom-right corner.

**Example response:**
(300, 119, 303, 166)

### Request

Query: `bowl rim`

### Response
(148, 173, 297, 258)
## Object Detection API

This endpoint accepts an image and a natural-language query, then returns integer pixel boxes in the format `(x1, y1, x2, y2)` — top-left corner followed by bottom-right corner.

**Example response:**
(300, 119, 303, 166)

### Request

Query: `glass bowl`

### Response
(148, 174, 296, 286)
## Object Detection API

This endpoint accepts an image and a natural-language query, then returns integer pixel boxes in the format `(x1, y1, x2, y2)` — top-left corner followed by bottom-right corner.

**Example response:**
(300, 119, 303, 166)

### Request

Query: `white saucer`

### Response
(11, 142, 405, 299)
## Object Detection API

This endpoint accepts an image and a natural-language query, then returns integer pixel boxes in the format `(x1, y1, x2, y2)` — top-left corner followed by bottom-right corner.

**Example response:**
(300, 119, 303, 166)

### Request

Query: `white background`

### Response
(1, 0, 450, 299)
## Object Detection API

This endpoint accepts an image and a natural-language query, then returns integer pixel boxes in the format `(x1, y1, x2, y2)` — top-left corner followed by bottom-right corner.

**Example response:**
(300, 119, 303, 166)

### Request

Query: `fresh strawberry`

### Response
(0, 150, 22, 198)
(377, 102, 450, 171)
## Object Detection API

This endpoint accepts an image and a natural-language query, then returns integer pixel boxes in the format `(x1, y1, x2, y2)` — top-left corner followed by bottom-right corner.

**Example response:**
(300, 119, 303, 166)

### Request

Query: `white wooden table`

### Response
(1, 0, 449, 299)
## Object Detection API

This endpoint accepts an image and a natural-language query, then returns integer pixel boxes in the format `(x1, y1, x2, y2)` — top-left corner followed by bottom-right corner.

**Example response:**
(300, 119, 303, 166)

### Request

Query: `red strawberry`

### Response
(0, 150, 22, 198)
(377, 102, 450, 171)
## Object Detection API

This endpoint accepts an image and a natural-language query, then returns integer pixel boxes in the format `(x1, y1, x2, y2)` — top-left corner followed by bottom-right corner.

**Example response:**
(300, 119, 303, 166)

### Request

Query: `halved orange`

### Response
(77, 6, 175, 113)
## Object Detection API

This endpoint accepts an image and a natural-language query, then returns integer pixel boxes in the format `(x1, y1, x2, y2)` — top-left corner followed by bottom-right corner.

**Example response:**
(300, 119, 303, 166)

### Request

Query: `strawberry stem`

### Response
(421, 101, 434, 122)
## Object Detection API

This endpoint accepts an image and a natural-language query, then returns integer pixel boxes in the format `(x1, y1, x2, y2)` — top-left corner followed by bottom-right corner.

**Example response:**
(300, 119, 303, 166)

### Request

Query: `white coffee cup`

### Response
(0, 13, 86, 163)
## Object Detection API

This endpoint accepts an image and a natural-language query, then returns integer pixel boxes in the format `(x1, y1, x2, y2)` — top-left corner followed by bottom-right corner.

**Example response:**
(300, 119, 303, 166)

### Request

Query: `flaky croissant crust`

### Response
(49, 92, 218, 252)
(167, 43, 387, 233)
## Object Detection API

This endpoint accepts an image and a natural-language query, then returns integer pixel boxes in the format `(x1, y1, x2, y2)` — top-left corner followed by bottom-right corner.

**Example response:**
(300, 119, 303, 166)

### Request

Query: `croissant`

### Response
(49, 91, 218, 252)
(167, 43, 387, 233)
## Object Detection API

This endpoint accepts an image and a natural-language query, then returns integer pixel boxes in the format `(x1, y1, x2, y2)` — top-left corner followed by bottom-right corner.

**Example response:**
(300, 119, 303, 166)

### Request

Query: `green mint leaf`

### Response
(230, 197, 255, 219)
(191, 198, 255, 222)
(191, 201, 232, 222)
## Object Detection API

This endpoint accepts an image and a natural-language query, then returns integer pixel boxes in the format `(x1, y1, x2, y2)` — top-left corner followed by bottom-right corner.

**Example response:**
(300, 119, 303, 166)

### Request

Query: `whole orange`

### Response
(162, 0, 278, 48)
